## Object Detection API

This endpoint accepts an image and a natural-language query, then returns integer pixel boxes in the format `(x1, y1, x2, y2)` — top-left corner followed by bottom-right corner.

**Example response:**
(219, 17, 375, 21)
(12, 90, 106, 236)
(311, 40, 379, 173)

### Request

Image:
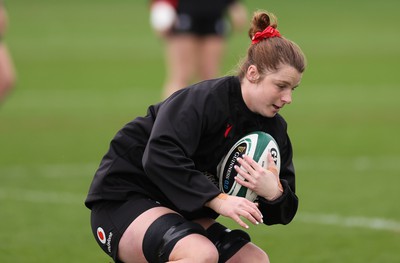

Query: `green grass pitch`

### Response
(1, 0, 399, 262)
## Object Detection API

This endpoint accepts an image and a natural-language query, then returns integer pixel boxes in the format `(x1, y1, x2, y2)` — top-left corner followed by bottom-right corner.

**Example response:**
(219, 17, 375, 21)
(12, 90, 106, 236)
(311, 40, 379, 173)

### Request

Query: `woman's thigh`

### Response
(198, 36, 225, 80)
(165, 35, 198, 81)
(90, 195, 164, 262)
(118, 207, 219, 263)
(118, 206, 179, 263)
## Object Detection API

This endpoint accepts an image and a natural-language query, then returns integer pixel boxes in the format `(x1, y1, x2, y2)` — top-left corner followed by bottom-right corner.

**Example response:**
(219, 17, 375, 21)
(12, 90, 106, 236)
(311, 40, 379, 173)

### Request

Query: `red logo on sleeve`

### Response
(224, 124, 233, 138)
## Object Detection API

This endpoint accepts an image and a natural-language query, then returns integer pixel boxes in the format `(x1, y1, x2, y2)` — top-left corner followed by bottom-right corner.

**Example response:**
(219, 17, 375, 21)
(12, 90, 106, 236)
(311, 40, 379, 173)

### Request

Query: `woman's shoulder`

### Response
(275, 113, 288, 127)
(193, 75, 238, 88)
(190, 76, 240, 98)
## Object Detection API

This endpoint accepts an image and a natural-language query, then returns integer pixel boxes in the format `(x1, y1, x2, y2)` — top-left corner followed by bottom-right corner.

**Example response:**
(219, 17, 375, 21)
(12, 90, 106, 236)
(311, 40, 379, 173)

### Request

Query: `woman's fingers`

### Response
(223, 196, 263, 228)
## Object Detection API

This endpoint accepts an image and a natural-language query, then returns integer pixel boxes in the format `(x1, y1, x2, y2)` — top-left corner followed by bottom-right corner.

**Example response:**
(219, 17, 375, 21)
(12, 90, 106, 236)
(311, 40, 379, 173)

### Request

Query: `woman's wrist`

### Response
(263, 181, 283, 201)
(205, 193, 227, 208)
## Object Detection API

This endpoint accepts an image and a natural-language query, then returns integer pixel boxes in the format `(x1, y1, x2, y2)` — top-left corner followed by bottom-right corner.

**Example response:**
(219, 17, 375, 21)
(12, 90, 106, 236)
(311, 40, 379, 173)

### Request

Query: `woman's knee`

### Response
(170, 234, 219, 263)
(249, 247, 269, 263)
(227, 242, 270, 263)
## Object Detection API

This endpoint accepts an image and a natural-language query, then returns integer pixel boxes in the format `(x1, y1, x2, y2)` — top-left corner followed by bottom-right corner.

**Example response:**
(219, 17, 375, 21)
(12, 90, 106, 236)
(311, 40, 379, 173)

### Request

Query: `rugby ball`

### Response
(217, 131, 281, 202)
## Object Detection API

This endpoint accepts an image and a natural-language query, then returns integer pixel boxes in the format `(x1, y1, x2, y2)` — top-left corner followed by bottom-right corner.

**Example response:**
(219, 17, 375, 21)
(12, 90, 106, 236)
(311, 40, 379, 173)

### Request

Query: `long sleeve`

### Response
(142, 82, 227, 215)
(258, 180, 298, 225)
(258, 131, 299, 225)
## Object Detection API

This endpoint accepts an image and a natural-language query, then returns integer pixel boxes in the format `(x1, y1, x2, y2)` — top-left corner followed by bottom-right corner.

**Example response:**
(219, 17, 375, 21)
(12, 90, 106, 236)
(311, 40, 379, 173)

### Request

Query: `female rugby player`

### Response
(86, 10, 306, 263)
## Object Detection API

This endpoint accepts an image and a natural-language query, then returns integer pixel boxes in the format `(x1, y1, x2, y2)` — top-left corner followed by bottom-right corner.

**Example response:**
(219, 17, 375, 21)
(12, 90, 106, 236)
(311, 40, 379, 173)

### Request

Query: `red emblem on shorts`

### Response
(97, 227, 106, 244)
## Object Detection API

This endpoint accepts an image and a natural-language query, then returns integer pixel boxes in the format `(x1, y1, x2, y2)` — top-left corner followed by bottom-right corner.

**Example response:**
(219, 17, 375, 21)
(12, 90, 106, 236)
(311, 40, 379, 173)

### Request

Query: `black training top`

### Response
(85, 76, 298, 225)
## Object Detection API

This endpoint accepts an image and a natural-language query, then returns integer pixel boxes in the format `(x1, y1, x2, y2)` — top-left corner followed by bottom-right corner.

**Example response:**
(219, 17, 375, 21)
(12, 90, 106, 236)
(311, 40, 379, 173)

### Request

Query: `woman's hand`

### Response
(234, 153, 283, 201)
(205, 193, 263, 229)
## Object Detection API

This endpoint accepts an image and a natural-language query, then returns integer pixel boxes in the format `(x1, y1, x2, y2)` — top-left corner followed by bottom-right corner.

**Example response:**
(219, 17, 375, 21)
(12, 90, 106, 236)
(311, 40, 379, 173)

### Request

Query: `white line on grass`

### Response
(0, 188, 85, 205)
(0, 163, 98, 178)
(294, 155, 400, 172)
(1, 187, 399, 233)
(296, 212, 400, 233)
(1, 155, 399, 180)
(1, 159, 399, 232)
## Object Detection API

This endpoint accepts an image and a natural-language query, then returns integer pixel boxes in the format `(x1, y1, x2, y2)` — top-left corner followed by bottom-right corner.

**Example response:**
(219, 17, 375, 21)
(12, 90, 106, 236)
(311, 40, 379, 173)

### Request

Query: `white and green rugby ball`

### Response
(217, 131, 281, 202)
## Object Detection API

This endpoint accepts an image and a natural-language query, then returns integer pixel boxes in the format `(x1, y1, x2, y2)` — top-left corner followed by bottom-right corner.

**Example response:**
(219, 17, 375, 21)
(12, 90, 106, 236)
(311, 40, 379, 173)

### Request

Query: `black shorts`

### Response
(172, 13, 228, 37)
(90, 194, 250, 263)
(90, 194, 162, 262)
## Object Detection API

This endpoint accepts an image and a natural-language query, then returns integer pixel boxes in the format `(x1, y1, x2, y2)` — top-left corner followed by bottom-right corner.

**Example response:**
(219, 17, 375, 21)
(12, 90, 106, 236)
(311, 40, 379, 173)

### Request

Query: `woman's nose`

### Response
(281, 90, 292, 104)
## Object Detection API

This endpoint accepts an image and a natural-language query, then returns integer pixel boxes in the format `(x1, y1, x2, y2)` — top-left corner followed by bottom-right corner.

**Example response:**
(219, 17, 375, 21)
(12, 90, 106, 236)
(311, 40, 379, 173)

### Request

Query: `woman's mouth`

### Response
(273, 104, 282, 110)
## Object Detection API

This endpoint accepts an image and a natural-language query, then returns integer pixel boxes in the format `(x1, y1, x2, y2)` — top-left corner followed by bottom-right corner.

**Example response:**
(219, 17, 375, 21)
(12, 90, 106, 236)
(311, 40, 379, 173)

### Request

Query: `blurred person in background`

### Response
(149, 0, 248, 98)
(0, 1, 16, 104)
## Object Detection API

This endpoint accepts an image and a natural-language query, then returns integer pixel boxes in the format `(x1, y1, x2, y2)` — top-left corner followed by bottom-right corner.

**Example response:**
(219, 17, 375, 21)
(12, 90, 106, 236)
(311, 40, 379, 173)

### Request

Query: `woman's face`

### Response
(243, 64, 303, 117)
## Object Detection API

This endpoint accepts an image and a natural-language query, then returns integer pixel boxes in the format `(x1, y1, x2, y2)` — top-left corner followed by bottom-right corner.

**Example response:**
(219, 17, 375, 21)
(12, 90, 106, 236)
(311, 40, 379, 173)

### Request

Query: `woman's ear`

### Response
(246, 65, 260, 83)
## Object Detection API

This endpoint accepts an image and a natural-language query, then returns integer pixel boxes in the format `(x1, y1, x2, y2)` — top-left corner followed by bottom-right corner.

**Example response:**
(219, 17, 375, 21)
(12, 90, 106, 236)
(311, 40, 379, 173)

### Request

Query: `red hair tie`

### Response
(251, 26, 281, 44)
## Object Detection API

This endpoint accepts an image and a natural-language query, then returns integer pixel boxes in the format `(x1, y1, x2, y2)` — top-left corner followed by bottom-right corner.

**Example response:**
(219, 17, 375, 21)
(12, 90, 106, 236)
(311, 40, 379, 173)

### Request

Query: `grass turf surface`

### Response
(1, 0, 399, 262)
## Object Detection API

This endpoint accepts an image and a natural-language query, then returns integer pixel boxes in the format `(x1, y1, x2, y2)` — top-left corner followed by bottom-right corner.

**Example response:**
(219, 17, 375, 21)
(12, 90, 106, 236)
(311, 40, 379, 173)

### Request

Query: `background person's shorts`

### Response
(172, 13, 228, 37)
